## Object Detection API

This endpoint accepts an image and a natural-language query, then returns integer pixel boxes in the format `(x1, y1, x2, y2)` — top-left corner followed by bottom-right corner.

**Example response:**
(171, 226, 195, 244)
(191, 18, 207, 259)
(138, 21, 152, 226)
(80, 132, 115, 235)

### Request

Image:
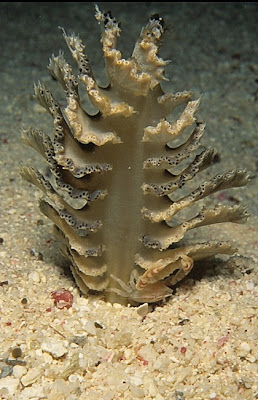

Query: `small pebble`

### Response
(130, 376, 143, 386)
(41, 339, 68, 359)
(246, 281, 254, 290)
(240, 342, 251, 352)
(0, 377, 19, 394)
(21, 368, 41, 386)
(94, 321, 105, 329)
(83, 320, 97, 335)
(136, 303, 149, 317)
(246, 354, 256, 363)
(22, 385, 45, 399)
(240, 341, 251, 356)
(0, 366, 13, 379)
(130, 385, 145, 398)
(68, 374, 78, 383)
(12, 347, 22, 359)
(69, 336, 87, 346)
(12, 365, 27, 379)
(28, 271, 41, 283)
(7, 208, 16, 215)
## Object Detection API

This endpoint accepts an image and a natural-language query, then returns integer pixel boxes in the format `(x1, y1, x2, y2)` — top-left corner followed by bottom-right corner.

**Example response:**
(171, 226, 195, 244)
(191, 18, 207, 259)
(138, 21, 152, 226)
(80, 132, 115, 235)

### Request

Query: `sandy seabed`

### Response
(0, 2, 257, 399)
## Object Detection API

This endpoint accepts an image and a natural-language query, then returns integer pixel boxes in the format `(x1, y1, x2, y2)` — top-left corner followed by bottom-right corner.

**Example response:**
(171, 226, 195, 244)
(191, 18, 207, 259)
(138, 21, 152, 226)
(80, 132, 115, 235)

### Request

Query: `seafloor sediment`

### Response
(0, 3, 257, 399)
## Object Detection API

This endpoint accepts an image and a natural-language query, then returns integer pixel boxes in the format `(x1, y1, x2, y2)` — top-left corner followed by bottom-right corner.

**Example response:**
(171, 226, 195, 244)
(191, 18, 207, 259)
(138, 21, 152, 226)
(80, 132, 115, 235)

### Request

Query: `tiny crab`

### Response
(108, 269, 173, 304)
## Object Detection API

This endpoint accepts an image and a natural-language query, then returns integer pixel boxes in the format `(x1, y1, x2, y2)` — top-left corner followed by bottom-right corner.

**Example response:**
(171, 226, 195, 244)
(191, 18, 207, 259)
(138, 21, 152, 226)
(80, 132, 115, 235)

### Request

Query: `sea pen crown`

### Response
(21, 6, 250, 304)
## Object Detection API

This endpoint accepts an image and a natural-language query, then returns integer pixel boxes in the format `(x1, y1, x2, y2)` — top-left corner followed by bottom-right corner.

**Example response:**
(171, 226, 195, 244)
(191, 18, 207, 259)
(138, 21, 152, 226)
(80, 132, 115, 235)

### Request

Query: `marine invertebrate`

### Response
(21, 6, 250, 304)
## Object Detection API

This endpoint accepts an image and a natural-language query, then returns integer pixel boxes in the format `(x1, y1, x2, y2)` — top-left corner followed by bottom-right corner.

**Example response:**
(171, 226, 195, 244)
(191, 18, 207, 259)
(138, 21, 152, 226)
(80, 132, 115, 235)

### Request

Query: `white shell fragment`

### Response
(20, 368, 42, 387)
(41, 339, 68, 359)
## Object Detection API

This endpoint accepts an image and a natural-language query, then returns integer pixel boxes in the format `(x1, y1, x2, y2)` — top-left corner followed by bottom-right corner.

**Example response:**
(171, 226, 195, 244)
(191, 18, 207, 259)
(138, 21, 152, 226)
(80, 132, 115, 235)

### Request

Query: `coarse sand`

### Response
(0, 3, 257, 399)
